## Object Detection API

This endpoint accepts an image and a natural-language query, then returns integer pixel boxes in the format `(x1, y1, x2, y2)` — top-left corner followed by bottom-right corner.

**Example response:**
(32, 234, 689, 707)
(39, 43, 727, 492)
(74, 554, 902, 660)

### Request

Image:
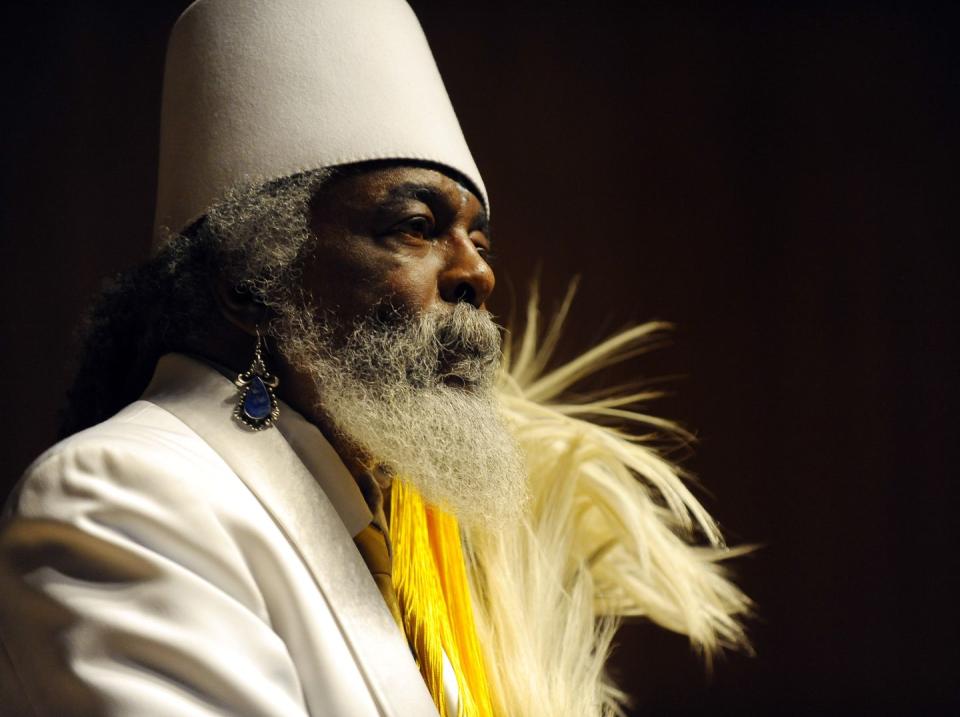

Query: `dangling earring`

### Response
(234, 327, 280, 430)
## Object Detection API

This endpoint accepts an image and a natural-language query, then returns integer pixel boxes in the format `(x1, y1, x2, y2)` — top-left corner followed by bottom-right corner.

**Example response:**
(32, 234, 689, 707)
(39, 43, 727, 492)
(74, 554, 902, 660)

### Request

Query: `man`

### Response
(0, 1, 750, 715)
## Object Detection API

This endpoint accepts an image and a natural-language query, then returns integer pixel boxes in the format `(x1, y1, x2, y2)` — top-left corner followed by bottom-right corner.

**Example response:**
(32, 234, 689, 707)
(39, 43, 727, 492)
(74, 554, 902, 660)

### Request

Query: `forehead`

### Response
(316, 164, 483, 214)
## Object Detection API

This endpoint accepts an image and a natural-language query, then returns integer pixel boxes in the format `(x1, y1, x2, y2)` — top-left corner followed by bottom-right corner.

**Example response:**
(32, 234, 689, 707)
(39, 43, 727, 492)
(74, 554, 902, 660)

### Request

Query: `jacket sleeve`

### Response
(0, 429, 311, 717)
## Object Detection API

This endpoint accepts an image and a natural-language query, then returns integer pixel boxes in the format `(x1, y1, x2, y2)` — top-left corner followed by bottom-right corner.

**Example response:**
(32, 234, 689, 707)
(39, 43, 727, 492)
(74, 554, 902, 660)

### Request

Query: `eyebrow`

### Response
(385, 182, 445, 205)
(384, 182, 492, 240)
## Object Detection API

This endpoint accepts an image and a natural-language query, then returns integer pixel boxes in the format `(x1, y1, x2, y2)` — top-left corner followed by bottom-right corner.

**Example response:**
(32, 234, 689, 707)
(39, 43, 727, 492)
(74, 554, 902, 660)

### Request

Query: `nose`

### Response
(438, 235, 495, 309)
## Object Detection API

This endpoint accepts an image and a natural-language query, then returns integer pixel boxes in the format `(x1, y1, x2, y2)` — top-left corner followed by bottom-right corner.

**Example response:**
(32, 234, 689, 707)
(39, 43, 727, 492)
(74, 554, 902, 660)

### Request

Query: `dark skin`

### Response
(206, 164, 495, 467)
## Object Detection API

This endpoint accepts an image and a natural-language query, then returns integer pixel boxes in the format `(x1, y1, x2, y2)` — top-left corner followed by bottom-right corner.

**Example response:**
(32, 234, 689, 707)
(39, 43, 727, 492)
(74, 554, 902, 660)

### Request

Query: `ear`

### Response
(211, 275, 269, 336)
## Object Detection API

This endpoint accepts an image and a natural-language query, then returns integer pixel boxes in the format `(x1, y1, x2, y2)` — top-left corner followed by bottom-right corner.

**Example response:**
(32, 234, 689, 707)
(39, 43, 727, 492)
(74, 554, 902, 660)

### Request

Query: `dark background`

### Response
(2, 1, 958, 714)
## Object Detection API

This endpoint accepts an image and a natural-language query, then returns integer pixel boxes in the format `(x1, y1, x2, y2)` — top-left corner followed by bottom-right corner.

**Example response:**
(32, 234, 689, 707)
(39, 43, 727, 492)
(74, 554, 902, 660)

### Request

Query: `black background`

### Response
(2, 1, 958, 714)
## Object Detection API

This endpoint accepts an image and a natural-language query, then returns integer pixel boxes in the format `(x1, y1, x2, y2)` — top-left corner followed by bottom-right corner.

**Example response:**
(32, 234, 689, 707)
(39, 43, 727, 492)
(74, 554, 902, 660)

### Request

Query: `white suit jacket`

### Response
(0, 354, 442, 716)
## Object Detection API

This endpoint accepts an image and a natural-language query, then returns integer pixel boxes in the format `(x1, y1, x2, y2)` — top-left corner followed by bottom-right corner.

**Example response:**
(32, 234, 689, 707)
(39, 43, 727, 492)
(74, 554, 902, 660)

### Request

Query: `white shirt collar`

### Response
(274, 400, 373, 537)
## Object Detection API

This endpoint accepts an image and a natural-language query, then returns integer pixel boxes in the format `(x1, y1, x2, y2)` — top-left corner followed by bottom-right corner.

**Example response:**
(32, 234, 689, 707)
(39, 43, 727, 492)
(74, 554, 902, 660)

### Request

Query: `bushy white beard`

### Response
(274, 301, 527, 527)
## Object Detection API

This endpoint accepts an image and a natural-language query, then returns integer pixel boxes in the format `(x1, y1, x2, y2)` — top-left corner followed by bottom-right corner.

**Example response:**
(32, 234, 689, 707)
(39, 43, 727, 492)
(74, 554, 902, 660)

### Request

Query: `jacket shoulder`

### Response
(4, 399, 273, 617)
(10, 400, 239, 517)
(28, 399, 217, 472)
(0, 400, 312, 716)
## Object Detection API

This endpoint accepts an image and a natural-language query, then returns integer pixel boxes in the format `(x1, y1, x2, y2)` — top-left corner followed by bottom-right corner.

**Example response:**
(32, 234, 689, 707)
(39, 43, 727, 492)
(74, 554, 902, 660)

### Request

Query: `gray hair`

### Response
(60, 169, 330, 437)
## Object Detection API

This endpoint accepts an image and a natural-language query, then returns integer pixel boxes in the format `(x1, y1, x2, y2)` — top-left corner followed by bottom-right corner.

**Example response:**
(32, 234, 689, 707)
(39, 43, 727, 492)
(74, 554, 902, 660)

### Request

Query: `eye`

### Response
(477, 246, 496, 265)
(392, 215, 434, 239)
(471, 233, 494, 263)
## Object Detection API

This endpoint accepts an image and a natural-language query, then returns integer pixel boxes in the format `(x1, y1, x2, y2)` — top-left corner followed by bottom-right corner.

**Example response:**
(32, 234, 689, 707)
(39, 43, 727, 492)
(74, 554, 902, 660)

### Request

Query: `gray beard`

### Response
(274, 300, 527, 527)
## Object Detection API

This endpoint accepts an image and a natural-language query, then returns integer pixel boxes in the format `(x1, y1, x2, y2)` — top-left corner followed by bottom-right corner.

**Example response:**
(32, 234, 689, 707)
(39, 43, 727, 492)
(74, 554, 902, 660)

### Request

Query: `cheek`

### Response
(300, 237, 442, 319)
(383, 259, 443, 313)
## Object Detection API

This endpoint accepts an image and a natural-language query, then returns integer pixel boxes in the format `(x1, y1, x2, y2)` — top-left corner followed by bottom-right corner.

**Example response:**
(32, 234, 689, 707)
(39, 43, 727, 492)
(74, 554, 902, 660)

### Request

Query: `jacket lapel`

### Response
(142, 354, 438, 717)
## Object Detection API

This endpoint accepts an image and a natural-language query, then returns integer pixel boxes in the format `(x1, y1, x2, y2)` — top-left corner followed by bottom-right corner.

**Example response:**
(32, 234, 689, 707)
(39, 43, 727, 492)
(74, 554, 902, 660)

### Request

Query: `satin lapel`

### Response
(143, 355, 438, 717)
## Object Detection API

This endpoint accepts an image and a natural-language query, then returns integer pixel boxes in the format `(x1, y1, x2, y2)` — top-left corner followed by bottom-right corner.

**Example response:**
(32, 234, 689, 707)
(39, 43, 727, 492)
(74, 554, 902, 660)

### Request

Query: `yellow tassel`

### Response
(391, 480, 495, 717)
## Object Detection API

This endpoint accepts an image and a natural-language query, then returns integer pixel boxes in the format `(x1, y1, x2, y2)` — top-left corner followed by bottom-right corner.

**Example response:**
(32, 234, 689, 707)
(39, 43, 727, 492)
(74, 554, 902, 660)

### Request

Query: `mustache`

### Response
(431, 304, 502, 385)
(349, 301, 502, 388)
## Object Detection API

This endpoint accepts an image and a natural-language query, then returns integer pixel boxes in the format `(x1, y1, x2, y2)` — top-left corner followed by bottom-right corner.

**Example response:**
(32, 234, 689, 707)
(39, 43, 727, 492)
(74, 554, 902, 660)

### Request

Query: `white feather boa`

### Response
(464, 283, 752, 716)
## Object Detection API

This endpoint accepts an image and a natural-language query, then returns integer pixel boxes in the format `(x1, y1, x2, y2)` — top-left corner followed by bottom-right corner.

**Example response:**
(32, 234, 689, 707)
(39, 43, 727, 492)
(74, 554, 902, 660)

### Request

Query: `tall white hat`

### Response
(153, 0, 487, 243)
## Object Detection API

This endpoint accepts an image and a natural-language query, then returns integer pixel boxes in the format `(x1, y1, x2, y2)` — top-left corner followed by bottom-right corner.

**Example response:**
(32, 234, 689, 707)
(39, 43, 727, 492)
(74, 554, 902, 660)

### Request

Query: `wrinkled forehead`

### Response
(310, 161, 489, 227)
(322, 160, 483, 205)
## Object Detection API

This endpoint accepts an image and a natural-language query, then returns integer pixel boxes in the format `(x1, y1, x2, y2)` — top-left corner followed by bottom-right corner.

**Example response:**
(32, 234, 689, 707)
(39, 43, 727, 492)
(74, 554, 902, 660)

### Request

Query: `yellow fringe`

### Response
(390, 480, 494, 717)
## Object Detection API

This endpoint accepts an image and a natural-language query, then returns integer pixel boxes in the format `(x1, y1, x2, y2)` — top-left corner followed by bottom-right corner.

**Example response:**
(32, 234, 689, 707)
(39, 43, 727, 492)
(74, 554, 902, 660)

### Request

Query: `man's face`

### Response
(269, 164, 525, 524)
(301, 165, 495, 323)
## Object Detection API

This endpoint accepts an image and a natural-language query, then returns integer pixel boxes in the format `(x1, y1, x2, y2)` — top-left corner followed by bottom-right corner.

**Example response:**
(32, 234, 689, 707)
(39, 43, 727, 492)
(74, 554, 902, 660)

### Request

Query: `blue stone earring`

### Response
(234, 327, 280, 430)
